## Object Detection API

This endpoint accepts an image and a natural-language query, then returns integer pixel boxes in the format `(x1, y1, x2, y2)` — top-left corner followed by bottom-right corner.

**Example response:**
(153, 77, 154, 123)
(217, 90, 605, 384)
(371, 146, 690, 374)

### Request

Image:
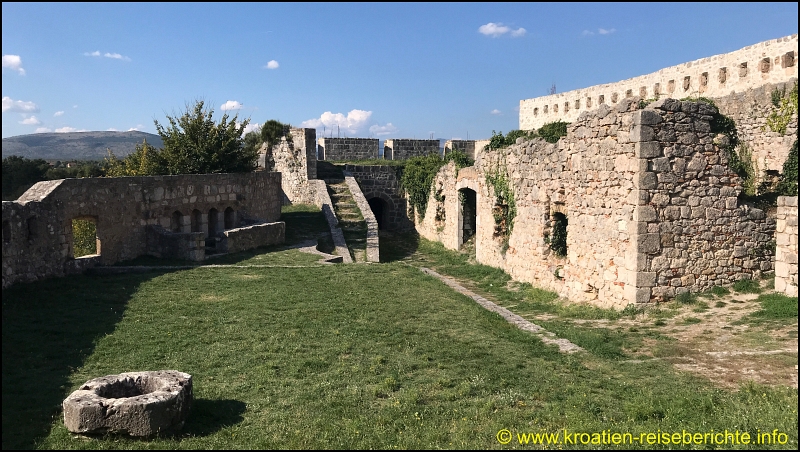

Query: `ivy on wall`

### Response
(400, 150, 473, 220)
(765, 83, 798, 135)
(485, 168, 516, 252)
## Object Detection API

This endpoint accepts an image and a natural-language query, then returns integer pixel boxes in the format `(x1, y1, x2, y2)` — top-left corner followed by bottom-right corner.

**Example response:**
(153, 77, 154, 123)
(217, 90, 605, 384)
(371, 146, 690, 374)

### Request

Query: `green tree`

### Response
(2, 156, 50, 200)
(155, 100, 255, 175)
(104, 140, 166, 176)
(260, 119, 288, 151)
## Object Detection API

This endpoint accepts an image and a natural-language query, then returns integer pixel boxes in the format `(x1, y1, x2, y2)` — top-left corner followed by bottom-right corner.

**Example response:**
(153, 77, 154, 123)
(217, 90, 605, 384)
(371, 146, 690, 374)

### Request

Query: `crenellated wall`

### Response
(443, 140, 491, 161)
(383, 139, 440, 160)
(2, 172, 283, 288)
(520, 34, 797, 130)
(415, 98, 776, 308)
(318, 138, 379, 161)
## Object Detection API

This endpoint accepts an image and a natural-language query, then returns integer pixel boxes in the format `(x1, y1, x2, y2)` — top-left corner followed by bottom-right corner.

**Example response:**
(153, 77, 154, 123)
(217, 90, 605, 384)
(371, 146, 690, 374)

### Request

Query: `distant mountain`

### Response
(2, 131, 163, 161)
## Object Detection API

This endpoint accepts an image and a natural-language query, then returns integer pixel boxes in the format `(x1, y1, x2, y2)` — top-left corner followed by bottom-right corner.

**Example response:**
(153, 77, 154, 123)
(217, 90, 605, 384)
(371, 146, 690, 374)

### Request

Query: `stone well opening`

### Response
(95, 375, 161, 399)
(368, 197, 387, 230)
(458, 188, 477, 249)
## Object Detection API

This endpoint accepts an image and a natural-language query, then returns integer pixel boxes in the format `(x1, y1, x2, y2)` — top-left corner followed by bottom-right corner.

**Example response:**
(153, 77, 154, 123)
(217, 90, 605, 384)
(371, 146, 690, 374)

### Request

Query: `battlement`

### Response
(520, 34, 798, 130)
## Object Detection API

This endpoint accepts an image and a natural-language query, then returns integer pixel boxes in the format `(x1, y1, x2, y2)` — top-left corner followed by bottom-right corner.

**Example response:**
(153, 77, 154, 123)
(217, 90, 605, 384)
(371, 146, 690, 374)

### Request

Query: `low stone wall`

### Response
(2, 171, 283, 288)
(318, 138, 378, 161)
(344, 175, 379, 262)
(383, 139, 440, 160)
(146, 225, 205, 261)
(775, 196, 798, 297)
(222, 221, 286, 254)
(312, 179, 352, 263)
(444, 140, 490, 161)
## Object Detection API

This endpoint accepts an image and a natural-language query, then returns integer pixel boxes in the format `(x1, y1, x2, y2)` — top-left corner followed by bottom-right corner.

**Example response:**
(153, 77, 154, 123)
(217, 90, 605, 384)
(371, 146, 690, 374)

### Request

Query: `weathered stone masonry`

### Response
(384, 139, 440, 160)
(318, 138, 378, 161)
(2, 172, 283, 288)
(415, 99, 775, 308)
(775, 196, 798, 297)
(344, 165, 413, 231)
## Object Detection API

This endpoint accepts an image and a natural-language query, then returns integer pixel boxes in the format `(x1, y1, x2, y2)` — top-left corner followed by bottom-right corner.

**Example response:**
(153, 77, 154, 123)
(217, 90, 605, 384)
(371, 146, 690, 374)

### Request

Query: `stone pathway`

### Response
(418, 267, 583, 354)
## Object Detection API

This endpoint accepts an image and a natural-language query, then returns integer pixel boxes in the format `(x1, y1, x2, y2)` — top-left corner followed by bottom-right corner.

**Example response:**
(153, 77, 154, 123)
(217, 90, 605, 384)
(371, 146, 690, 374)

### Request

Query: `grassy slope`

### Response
(1, 225, 797, 449)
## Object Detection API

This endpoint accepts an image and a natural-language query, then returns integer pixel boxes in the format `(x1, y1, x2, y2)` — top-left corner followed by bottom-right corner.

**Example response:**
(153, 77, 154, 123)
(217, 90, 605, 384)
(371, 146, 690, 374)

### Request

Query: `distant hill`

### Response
(2, 131, 163, 161)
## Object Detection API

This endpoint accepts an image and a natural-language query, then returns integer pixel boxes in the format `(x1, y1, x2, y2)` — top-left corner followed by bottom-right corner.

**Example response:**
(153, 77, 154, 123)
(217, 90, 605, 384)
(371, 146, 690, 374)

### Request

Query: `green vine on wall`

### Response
(485, 168, 516, 252)
(765, 82, 798, 135)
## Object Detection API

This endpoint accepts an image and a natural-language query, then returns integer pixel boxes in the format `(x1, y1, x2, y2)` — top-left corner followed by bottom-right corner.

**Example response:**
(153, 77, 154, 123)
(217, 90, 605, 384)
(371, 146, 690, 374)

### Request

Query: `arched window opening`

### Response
(26, 216, 38, 241)
(2, 220, 11, 244)
(549, 212, 568, 257)
(368, 197, 387, 230)
(208, 208, 219, 237)
(191, 209, 203, 233)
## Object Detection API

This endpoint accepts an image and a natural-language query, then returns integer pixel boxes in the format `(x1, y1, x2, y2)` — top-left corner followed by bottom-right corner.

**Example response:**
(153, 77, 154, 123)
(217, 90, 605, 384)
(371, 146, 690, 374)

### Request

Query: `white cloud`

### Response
(2, 54, 25, 75)
(264, 60, 279, 69)
(73, 105, 78, 108)
(54, 110, 65, 117)
(301, 109, 373, 135)
(127, 124, 144, 131)
(2, 96, 39, 113)
(84, 50, 130, 61)
(107, 128, 118, 131)
(221, 100, 244, 111)
(583, 28, 616, 36)
(369, 123, 398, 137)
(490, 109, 501, 115)
(55, 126, 87, 133)
(35, 127, 52, 133)
(243, 122, 261, 134)
(478, 22, 525, 38)
(20, 115, 41, 125)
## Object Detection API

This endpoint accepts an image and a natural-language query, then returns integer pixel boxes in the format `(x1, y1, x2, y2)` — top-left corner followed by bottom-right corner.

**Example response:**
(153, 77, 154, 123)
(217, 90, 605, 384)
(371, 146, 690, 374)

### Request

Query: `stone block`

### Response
(636, 272, 657, 287)
(637, 233, 661, 254)
(631, 125, 655, 142)
(633, 110, 663, 126)
(635, 141, 662, 158)
(636, 172, 658, 190)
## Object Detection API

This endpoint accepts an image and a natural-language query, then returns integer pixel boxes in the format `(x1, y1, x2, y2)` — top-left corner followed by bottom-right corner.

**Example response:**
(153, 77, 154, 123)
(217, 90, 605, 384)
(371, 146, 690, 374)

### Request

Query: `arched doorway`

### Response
(458, 188, 477, 249)
(368, 197, 387, 230)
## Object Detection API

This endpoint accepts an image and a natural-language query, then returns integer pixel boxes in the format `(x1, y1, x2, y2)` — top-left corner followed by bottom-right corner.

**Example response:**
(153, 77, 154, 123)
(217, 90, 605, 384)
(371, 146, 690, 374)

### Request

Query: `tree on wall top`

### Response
(156, 100, 256, 175)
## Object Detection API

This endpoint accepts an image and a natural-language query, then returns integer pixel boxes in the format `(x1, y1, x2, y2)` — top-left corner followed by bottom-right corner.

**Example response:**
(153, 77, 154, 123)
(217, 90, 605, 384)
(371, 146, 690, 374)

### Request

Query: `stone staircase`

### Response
(316, 161, 368, 262)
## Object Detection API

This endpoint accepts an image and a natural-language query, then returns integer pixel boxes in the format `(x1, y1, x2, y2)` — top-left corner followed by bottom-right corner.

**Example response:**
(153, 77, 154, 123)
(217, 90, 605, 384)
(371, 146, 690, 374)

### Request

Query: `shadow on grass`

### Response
(379, 230, 420, 263)
(1, 272, 163, 450)
(181, 399, 247, 437)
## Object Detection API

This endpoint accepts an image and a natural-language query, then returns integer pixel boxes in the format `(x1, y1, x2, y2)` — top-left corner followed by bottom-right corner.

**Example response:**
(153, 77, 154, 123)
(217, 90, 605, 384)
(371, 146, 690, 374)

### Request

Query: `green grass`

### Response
(743, 294, 799, 326)
(733, 279, 762, 294)
(2, 231, 798, 449)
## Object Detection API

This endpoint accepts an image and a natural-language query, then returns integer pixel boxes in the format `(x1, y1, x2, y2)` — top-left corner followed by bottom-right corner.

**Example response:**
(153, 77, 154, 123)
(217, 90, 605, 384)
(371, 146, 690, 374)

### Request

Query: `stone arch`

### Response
(363, 191, 396, 230)
(191, 209, 204, 233)
(208, 208, 219, 237)
(224, 207, 236, 230)
(171, 211, 183, 233)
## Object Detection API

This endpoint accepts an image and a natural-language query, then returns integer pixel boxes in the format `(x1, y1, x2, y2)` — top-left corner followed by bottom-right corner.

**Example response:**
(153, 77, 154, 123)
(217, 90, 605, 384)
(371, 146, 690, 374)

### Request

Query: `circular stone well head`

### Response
(63, 370, 192, 436)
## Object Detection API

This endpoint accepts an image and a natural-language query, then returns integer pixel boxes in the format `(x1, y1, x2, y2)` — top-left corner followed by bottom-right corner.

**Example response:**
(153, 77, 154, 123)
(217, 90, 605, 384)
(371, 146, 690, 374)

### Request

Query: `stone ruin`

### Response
(62, 370, 192, 436)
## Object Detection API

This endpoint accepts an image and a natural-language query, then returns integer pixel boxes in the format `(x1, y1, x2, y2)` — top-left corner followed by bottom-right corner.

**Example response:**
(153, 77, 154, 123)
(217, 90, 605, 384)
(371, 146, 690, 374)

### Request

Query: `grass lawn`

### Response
(2, 218, 797, 449)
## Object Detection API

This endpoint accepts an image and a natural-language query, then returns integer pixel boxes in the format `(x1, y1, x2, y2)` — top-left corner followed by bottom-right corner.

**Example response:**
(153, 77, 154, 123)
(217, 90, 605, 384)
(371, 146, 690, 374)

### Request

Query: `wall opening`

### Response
(224, 207, 235, 230)
(458, 188, 477, 249)
(191, 209, 202, 233)
(208, 208, 219, 237)
(26, 216, 38, 241)
(171, 211, 183, 233)
(549, 212, 568, 257)
(72, 217, 100, 258)
(368, 197, 387, 230)
(3, 220, 10, 244)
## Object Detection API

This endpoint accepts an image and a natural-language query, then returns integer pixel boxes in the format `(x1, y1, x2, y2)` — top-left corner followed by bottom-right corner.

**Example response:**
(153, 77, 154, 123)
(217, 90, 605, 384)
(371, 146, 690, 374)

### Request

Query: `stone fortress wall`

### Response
(444, 140, 490, 161)
(520, 35, 798, 177)
(268, 128, 318, 205)
(415, 98, 776, 308)
(775, 196, 798, 297)
(383, 139, 440, 160)
(318, 138, 379, 161)
(2, 172, 284, 288)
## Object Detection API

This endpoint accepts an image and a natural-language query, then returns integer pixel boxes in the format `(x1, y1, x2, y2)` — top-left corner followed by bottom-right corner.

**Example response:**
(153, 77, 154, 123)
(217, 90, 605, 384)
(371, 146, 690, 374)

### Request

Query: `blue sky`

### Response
(2, 2, 798, 141)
